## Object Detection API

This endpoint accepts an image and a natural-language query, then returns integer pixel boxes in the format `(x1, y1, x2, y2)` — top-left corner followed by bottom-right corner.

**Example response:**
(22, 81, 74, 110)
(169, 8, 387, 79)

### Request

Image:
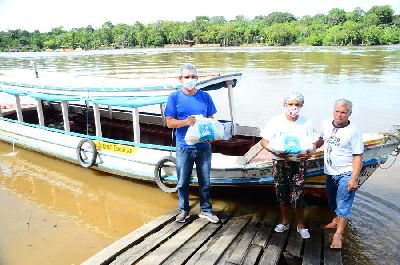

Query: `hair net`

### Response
(283, 92, 304, 105)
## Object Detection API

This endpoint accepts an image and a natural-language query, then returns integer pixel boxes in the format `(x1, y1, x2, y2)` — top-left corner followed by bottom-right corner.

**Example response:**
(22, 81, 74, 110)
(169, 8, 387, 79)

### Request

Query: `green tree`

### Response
(380, 26, 400, 44)
(367, 5, 394, 24)
(326, 8, 347, 26)
(342, 21, 362, 45)
(97, 21, 114, 47)
(112, 23, 134, 48)
(323, 25, 346, 45)
(132, 22, 148, 47)
(393, 15, 400, 27)
(346, 7, 364, 22)
(264, 23, 297, 45)
(263, 12, 296, 26)
(146, 22, 165, 47)
(360, 25, 382, 45)
(75, 26, 94, 49)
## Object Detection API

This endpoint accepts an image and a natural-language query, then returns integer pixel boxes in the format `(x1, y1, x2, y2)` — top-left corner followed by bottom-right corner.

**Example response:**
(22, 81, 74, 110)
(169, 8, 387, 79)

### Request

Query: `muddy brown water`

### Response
(0, 46, 399, 264)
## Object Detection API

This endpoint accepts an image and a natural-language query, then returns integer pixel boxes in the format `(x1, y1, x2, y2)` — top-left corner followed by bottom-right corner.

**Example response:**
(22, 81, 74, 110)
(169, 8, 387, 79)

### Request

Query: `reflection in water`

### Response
(0, 46, 399, 264)
(0, 46, 399, 79)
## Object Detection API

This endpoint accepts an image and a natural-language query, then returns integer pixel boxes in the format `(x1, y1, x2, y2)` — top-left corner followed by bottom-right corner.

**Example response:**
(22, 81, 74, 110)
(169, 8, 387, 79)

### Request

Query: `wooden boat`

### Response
(0, 71, 399, 198)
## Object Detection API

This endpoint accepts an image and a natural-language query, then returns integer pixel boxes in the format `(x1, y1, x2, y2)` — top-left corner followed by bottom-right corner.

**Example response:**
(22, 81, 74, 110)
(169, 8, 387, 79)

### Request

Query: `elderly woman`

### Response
(260, 92, 316, 239)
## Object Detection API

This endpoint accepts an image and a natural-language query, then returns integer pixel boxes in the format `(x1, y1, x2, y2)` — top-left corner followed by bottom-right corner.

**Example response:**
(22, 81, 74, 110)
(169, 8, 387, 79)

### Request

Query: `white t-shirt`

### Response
(260, 114, 316, 160)
(320, 120, 364, 175)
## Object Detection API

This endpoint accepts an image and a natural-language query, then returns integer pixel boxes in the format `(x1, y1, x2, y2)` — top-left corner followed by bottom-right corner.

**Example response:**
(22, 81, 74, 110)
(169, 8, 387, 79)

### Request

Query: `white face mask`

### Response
(183, 78, 197, 90)
(285, 106, 301, 118)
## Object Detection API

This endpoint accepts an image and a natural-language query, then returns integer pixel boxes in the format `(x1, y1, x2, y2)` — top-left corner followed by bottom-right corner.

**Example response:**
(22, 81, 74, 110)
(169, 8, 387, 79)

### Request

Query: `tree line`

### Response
(1, 5, 399, 52)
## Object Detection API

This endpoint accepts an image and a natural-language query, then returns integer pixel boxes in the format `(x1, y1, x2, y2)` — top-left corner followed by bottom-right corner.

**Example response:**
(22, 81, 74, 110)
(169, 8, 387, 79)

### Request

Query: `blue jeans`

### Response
(176, 145, 212, 212)
(326, 171, 356, 220)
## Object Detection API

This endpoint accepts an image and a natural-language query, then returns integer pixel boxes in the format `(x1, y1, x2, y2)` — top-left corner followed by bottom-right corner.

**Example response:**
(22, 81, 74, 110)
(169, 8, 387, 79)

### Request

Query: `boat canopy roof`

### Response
(0, 73, 242, 108)
(0, 73, 241, 92)
(0, 86, 169, 107)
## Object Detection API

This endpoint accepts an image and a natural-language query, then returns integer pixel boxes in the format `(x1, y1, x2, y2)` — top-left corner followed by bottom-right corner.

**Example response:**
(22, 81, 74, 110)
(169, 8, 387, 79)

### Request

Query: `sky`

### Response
(0, 0, 399, 32)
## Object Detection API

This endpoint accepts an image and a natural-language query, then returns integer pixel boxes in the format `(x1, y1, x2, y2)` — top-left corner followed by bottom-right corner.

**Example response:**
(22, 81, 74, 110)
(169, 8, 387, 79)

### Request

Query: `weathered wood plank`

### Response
(285, 227, 303, 258)
(216, 230, 244, 265)
(258, 230, 289, 265)
(163, 221, 225, 265)
(302, 226, 321, 265)
(323, 229, 343, 265)
(81, 209, 180, 265)
(137, 217, 209, 265)
(226, 214, 261, 265)
(111, 219, 187, 265)
(242, 245, 263, 265)
(184, 212, 233, 265)
(252, 222, 274, 249)
(162, 208, 230, 265)
(193, 214, 253, 265)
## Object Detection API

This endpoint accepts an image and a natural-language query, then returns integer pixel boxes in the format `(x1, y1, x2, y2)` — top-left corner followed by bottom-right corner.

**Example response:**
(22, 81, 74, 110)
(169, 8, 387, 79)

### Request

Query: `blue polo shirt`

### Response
(164, 89, 217, 148)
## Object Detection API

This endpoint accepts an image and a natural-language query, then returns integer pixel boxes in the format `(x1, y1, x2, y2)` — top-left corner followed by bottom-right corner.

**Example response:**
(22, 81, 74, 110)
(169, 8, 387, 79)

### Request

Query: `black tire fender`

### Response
(76, 138, 98, 168)
(154, 156, 178, 193)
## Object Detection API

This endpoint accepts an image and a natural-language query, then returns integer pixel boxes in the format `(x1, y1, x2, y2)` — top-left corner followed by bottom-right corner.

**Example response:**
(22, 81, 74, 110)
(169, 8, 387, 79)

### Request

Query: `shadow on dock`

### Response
(82, 203, 342, 265)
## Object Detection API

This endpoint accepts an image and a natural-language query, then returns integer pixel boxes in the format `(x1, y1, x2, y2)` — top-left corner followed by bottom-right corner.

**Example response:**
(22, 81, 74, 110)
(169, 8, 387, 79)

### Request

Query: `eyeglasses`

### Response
(182, 75, 197, 79)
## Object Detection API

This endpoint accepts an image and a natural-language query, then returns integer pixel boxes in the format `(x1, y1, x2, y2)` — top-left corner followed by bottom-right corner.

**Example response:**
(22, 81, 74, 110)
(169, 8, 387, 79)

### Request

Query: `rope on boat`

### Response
(376, 131, 400, 169)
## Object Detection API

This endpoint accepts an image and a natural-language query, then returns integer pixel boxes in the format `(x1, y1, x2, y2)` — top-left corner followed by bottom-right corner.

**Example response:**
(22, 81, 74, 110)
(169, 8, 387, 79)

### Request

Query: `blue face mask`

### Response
(183, 78, 197, 90)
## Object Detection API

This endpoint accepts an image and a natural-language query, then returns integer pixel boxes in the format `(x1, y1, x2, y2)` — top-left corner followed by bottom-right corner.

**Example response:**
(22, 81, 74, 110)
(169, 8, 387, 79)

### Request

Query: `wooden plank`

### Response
(164, 221, 224, 265)
(252, 223, 273, 248)
(258, 230, 289, 265)
(112, 219, 187, 265)
(81, 209, 180, 265)
(285, 227, 303, 258)
(190, 214, 252, 265)
(302, 226, 321, 265)
(226, 215, 261, 265)
(164, 212, 230, 265)
(242, 245, 263, 265)
(243, 140, 263, 163)
(194, 214, 252, 265)
(137, 217, 209, 265)
(323, 229, 343, 265)
(216, 229, 244, 265)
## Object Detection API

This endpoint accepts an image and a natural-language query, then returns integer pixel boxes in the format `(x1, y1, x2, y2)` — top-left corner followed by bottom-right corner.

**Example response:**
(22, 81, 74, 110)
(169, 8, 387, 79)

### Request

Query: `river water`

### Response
(0, 46, 399, 265)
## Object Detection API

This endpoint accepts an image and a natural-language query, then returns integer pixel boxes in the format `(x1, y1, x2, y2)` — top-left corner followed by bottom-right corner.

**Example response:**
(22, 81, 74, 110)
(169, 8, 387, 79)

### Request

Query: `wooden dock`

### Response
(82, 205, 342, 265)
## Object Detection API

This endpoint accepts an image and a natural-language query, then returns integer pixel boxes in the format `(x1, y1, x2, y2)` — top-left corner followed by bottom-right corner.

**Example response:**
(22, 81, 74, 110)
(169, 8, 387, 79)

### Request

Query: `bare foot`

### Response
(321, 222, 337, 229)
(330, 233, 342, 249)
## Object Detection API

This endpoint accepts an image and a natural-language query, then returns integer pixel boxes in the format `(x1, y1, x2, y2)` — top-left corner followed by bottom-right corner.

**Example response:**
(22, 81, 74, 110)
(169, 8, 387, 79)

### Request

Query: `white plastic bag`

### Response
(268, 135, 314, 161)
(184, 115, 225, 145)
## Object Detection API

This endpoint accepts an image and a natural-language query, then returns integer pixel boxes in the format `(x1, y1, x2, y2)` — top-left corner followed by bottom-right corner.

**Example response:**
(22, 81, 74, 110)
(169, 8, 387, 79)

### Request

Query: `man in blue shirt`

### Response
(164, 64, 219, 223)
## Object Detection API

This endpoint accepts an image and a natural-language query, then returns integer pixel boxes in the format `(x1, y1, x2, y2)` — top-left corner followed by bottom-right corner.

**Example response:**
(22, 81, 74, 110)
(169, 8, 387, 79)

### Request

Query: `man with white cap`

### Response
(260, 92, 316, 239)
